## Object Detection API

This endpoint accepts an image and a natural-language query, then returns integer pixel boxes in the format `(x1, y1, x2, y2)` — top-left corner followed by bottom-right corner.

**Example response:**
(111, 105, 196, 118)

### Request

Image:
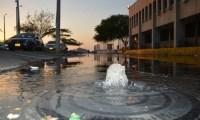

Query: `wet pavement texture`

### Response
(0, 54, 200, 120)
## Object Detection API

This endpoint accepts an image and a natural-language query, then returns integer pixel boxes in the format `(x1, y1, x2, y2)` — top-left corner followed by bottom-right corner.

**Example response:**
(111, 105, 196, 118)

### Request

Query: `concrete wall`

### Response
(156, 9, 174, 27)
(142, 19, 153, 32)
(180, 0, 200, 19)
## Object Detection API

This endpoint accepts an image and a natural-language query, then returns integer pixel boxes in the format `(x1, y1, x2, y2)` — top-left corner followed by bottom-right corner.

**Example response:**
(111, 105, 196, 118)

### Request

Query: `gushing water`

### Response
(103, 63, 128, 87)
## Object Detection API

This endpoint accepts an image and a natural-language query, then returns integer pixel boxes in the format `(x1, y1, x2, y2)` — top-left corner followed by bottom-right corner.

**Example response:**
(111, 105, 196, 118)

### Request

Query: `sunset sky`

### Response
(0, 0, 135, 51)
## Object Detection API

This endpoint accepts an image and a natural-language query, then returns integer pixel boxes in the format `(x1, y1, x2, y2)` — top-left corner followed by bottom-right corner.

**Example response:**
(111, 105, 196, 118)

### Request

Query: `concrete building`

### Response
(94, 41, 117, 53)
(128, 0, 200, 49)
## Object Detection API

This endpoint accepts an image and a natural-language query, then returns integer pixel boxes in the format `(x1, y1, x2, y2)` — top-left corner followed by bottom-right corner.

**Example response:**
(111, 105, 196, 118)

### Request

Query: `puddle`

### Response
(0, 54, 200, 120)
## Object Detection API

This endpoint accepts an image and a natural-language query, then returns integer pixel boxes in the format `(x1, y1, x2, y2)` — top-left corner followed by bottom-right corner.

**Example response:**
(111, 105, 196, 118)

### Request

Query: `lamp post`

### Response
(4, 13, 7, 42)
(56, 0, 61, 53)
(127, 5, 133, 50)
(15, 0, 20, 34)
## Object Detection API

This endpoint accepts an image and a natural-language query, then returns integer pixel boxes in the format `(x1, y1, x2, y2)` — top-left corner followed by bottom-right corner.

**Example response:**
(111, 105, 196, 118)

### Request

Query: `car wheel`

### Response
(40, 44, 44, 51)
(30, 44, 35, 51)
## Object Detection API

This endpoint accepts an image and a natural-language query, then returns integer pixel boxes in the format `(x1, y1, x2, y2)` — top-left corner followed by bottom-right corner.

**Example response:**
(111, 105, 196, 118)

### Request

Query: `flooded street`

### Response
(0, 54, 200, 120)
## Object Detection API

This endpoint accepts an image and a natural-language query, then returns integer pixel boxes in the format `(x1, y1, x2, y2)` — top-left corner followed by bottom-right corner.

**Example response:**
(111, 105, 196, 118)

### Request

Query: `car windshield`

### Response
(47, 41, 56, 44)
(15, 33, 35, 38)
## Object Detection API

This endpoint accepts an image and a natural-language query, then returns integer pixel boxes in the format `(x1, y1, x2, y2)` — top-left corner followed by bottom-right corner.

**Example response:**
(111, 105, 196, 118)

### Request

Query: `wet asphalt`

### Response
(0, 51, 200, 120)
(0, 50, 62, 119)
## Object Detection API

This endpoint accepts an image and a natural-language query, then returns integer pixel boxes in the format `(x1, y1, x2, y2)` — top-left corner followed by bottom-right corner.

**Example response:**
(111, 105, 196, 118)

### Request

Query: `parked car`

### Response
(45, 40, 68, 53)
(0, 42, 8, 50)
(7, 33, 44, 51)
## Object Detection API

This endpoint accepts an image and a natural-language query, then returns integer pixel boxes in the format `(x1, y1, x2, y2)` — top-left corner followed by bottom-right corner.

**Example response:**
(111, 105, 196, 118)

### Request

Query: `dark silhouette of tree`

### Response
(93, 14, 129, 47)
(44, 28, 83, 46)
(20, 10, 54, 37)
(19, 10, 82, 46)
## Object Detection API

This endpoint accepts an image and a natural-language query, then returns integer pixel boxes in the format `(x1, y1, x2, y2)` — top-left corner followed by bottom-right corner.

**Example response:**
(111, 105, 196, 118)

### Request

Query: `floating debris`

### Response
(69, 113, 81, 120)
(29, 66, 39, 71)
(7, 113, 20, 119)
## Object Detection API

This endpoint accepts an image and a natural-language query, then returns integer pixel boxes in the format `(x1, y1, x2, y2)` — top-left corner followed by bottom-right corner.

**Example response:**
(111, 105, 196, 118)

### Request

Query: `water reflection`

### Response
(94, 54, 200, 77)
(1, 54, 200, 120)
(56, 95, 61, 109)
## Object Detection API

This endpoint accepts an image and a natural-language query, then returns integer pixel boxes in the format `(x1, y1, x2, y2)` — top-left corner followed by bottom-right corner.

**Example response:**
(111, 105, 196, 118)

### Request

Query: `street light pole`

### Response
(4, 14, 7, 42)
(56, 0, 61, 53)
(127, 5, 133, 50)
(15, 0, 20, 34)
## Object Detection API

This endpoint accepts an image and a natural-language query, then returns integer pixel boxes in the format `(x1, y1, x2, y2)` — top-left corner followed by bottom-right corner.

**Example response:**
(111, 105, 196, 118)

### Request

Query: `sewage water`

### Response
(0, 54, 200, 120)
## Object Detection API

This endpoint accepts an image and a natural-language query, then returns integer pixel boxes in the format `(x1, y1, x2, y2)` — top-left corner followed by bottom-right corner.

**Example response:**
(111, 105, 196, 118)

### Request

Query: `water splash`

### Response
(103, 63, 128, 87)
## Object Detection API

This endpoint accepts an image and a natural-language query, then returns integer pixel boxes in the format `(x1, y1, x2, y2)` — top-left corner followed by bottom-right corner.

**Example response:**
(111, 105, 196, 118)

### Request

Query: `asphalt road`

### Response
(0, 50, 61, 73)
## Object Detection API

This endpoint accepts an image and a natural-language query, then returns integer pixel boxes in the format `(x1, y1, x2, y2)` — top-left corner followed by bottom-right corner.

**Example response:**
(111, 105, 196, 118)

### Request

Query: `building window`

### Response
(132, 16, 134, 28)
(163, 0, 167, 13)
(153, 1, 156, 14)
(134, 15, 136, 27)
(171, 0, 174, 4)
(149, 4, 152, 19)
(170, 28, 174, 40)
(145, 34, 152, 43)
(164, 0, 167, 8)
(136, 13, 138, 26)
(199, 21, 200, 36)
(158, 0, 161, 15)
(160, 29, 169, 41)
(185, 22, 195, 38)
(142, 9, 144, 22)
(139, 11, 141, 24)
(145, 6, 148, 21)
(169, 0, 174, 10)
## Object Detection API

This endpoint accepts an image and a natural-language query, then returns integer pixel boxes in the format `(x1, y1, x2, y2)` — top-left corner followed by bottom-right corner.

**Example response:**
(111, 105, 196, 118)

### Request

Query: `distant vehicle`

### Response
(0, 42, 8, 50)
(7, 33, 44, 51)
(45, 41, 68, 53)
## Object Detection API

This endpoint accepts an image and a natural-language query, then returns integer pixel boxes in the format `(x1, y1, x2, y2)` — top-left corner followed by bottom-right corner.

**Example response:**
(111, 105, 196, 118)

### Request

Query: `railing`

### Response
(140, 41, 174, 49)
(130, 37, 200, 50)
(145, 43, 152, 49)
(140, 43, 152, 49)
(155, 41, 173, 48)
(178, 37, 200, 47)
(134, 44, 138, 49)
(160, 40, 174, 48)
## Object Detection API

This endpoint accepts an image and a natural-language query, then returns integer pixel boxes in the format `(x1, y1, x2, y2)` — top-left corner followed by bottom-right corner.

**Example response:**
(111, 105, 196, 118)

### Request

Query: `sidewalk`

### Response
(0, 51, 59, 73)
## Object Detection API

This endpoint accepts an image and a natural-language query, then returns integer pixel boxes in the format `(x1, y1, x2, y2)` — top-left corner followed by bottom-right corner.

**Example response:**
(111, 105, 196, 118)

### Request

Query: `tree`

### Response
(93, 14, 129, 49)
(19, 10, 82, 46)
(44, 28, 83, 46)
(20, 10, 54, 38)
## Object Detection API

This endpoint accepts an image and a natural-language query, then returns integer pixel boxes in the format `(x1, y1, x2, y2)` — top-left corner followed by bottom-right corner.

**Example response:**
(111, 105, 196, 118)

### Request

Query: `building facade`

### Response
(94, 41, 117, 53)
(128, 0, 200, 49)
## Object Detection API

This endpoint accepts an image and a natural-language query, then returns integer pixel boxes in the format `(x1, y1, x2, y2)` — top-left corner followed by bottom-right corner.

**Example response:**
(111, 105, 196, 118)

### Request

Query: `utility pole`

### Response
(15, 0, 20, 34)
(56, 0, 61, 53)
(4, 14, 7, 42)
